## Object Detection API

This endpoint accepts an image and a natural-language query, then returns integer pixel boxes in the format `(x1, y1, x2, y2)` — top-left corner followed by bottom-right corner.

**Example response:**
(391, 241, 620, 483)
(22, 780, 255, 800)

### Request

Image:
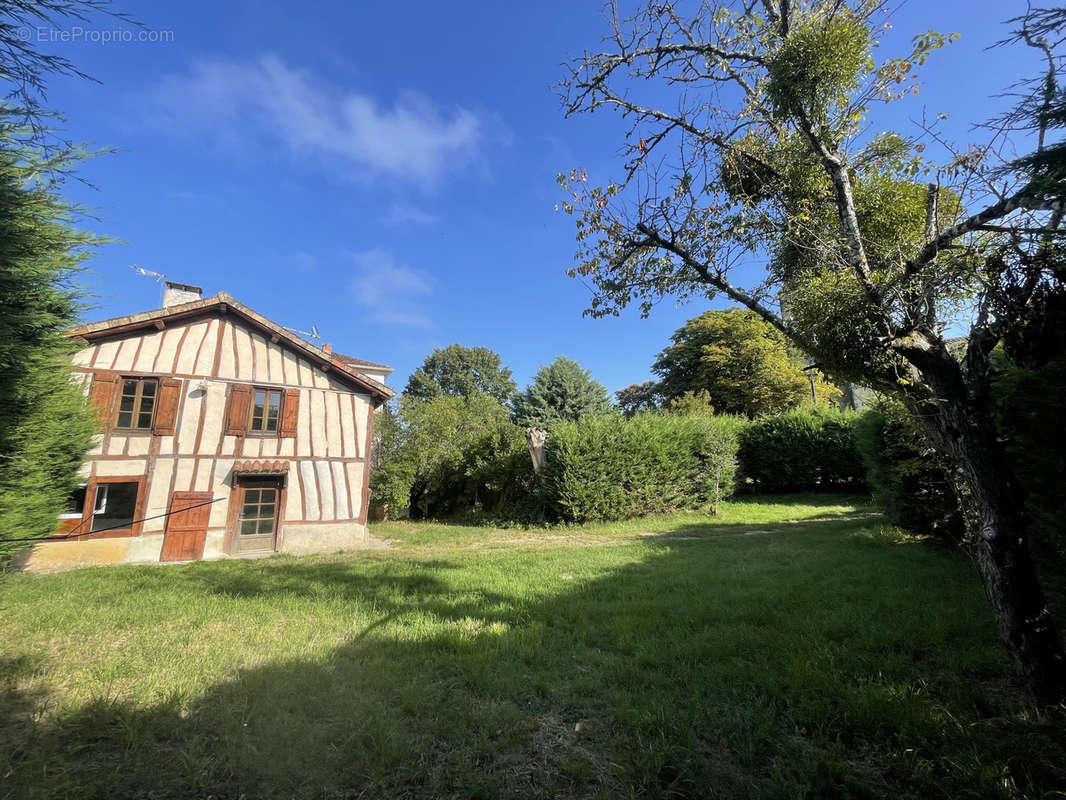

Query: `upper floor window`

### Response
(249, 388, 282, 434)
(224, 384, 298, 439)
(115, 378, 158, 430)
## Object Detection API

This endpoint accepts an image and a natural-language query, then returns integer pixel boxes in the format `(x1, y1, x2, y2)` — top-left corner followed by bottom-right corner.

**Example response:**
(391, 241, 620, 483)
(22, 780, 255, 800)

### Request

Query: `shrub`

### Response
(991, 354, 1066, 563)
(541, 412, 741, 523)
(737, 407, 866, 493)
(369, 393, 529, 520)
(426, 422, 539, 520)
(853, 399, 963, 540)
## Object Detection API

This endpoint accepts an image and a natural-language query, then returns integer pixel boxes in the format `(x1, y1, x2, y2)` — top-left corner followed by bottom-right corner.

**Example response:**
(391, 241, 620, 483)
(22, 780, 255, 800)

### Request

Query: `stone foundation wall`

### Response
(15, 522, 372, 573)
(277, 522, 369, 556)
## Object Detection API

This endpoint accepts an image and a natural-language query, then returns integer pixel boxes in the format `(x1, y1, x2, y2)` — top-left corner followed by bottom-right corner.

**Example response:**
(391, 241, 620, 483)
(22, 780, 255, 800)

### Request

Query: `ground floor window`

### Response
(90, 482, 140, 533)
(57, 479, 143, 538)
(60, 486, 87, 520)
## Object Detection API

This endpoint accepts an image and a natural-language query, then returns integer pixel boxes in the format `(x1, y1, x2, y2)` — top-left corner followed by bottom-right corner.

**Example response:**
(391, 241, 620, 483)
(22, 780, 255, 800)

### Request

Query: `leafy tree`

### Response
(0, 120, 100, 557)
(559, 2, 1066, 700)
(614, 380, 660, 416)
(653, 307, 837, 417)
(400, 392, 517, 518)
(512, 356, 611, 429)
(367, 401, 413, 517)
(403, 344, 516, 403)
(665, 389, 716, 416)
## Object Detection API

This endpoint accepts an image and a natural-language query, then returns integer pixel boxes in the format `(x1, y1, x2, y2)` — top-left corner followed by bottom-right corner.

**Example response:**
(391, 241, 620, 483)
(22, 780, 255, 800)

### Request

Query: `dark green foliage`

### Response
(512, 356, 611, 429)
(737, 407, 866, 493)
(992, 355, 1066, 562)
(541, 412, 740, 523)
(412, 419, 538, 521)
(369, 392, 537, 521)
(853, 399, 963, 541)
(403, 344, 516, 403)
(614, 380, 659, 417)
(0, 120, 98, 556)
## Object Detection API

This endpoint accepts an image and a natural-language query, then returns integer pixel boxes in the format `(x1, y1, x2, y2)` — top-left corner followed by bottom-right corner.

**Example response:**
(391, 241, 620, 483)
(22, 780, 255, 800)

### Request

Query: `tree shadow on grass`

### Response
(385, 493, 875, 534)
(184, 558, 462, 600)
(3, 518, 1065, 800)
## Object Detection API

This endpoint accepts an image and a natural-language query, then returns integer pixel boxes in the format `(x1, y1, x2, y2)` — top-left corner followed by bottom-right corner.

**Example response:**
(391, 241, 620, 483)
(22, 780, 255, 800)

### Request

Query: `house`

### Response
(18, 282, 393, 571)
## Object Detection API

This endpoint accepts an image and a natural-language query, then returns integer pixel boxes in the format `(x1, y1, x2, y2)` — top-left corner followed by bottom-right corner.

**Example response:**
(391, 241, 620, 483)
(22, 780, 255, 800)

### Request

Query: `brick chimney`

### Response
(322, 343, 332, 354)
(162, 280, 203, 308)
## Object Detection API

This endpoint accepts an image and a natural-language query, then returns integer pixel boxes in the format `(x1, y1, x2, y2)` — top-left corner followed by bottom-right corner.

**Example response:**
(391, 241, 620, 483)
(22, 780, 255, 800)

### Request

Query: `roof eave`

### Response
(67, 292, 395, 401)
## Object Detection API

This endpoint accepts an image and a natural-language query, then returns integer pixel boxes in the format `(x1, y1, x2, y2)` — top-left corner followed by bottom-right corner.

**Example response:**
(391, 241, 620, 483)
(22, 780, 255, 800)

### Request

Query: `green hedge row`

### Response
(853, 399, 963, 541)
(541, 412, 743, 523)
(737, 407, 867, 493)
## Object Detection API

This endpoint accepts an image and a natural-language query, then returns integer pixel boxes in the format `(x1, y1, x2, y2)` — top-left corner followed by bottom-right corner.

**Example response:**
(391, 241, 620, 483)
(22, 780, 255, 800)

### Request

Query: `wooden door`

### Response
(160, 491, 213, 562)
(234, 478, 280, 554)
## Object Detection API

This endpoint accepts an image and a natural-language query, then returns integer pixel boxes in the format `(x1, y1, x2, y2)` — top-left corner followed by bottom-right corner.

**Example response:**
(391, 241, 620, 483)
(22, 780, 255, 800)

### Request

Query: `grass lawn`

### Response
(1, 494, 1064, 799)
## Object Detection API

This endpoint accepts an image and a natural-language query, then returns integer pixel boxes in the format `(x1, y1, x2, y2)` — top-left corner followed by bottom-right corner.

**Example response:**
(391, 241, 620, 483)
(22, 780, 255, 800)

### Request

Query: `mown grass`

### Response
(1, 494, 1063, 799)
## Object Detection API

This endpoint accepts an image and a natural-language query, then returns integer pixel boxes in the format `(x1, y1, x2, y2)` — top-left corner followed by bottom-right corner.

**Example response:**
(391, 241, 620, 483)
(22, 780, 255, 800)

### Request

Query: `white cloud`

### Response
(156, 55, 484, 185)
(382, 203, 439, 226)
(350, 248, 434, 328)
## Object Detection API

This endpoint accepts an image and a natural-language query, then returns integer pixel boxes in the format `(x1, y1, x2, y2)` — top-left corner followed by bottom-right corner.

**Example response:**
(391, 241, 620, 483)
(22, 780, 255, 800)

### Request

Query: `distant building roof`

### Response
(332, 352, 394, 374)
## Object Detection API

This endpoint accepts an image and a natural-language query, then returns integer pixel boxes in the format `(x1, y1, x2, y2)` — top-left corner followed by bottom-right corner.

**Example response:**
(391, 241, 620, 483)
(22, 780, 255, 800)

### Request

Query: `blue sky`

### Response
(39, 0, 1044, 395)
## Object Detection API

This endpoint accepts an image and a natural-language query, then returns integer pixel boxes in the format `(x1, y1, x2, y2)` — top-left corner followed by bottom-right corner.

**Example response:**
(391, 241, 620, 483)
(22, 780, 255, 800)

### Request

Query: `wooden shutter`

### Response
(160, 491, 213, 562)
(224, 384, 253, 436)
(88, 372, 119, 430)
(153, 378, 182, 435)
(279, 388, 300, 438)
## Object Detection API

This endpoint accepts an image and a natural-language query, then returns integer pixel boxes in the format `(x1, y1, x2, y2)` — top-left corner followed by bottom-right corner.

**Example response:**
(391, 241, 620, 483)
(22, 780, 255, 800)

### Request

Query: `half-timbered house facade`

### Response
(21, 282, 393, 570)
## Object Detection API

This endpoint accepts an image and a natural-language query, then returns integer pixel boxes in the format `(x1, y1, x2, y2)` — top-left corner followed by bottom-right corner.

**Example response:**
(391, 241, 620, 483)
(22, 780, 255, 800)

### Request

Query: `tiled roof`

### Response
(233, 459, 290, 475)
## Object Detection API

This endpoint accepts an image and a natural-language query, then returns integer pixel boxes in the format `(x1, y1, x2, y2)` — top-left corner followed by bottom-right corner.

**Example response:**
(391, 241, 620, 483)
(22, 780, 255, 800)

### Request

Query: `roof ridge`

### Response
(67, 293, 394, 400)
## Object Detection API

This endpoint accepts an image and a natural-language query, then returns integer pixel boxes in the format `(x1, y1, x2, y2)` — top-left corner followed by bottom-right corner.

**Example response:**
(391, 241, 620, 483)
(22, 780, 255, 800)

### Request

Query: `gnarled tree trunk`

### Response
(525, 428, 549, 474)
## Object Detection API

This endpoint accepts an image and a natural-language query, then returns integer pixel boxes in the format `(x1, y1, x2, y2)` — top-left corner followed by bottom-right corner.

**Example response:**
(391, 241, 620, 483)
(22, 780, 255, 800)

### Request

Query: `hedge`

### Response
(541, 412, 741, 523)
(737, 407, 866, 493)
(853, 399, 963, 541)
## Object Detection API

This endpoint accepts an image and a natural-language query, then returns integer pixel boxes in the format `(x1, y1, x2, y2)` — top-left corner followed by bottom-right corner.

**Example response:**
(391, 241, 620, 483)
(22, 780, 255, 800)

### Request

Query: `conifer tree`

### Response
(0, 120, 101, 555)
(512, 356, 610, 429)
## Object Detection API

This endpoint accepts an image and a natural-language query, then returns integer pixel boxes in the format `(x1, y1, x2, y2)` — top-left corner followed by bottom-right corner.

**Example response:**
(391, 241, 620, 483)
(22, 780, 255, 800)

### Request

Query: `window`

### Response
(60, 485, 87, 520)
(115, 378, 158, 430)
(249, 388, 282, 434)
(239, 485, 278, 536)
(89, 482, 139, 532)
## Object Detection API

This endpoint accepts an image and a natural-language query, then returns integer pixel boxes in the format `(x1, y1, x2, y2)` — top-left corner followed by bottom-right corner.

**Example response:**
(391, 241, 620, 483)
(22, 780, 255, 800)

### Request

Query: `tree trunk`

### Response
(965, 489, 1065, 704)
(525, 428, 550, 474)
(905, 359, 1066, 704)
